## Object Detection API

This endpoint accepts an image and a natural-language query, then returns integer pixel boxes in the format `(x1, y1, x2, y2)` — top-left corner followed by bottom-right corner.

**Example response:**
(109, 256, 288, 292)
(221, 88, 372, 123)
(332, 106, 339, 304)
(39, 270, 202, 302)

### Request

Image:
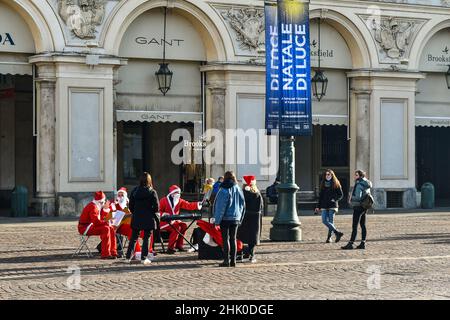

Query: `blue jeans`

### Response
(321, 209, 338, 235)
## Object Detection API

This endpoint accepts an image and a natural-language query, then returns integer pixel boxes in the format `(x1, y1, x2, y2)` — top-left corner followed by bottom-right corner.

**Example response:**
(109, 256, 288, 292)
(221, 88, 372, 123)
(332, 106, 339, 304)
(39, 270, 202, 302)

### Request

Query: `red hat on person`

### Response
(243, 175, 256, 186)
(168, 185, 181, 196)
(94, 191, 106, 201)
(117, 187, 127, 195)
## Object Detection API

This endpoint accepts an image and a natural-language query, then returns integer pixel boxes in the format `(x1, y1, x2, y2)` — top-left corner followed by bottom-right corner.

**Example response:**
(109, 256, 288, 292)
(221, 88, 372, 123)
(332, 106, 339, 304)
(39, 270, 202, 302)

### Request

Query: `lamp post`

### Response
(270, 135, 302, 241)
(445, 65, 450, 89)
(155, 5, 173, 95)
(311, 17, 328, 101)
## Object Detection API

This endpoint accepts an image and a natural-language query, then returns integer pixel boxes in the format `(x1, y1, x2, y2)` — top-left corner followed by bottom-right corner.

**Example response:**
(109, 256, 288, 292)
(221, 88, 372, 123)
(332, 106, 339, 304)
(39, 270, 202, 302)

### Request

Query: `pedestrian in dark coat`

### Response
(237, 175, 263, 263)
(126, 172, 160, 264)
(314, 169, 344, 243)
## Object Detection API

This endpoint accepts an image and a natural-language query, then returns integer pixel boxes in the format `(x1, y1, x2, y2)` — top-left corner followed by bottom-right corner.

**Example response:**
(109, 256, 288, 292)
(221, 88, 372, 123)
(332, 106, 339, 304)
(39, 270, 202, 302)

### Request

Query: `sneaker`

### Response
(249, 255, 257, 263)
(147, 253, 156, 261)
(141, 258, 152, 265)
(341, 242, 354, 250)
(356, 242, 366, 250)
(166, 248, 176, 255)
(188, 244, 198, 253)
(230, 261, 236, 267)
(335, 232, 344, 243)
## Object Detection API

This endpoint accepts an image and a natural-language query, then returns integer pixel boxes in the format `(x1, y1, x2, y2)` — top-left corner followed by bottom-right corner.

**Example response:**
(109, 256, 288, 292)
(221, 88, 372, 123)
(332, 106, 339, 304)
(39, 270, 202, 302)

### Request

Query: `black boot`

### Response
(341, 242, 354, 250)
(326, 235, 332, 243)
(356, 242, 366, 250)
(335, 231, 344, 243)
(96, 242, 102, 253)
(219, 260, 230, 267)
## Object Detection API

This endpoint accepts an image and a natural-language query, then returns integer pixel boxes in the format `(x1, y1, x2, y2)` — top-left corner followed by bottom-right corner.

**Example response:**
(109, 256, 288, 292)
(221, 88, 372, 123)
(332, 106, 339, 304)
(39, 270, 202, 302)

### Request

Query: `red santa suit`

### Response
(110, 188, 142, 255)
(78, 191, 117, 258)
(159, 185, 202, 251)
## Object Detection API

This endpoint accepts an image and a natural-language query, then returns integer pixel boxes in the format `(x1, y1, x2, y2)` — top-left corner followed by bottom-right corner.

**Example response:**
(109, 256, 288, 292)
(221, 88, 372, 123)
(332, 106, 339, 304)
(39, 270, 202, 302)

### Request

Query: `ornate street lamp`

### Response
(446, 65, 450, 89)
(311, 17, 328, 101)
(155, 6, 173, 96)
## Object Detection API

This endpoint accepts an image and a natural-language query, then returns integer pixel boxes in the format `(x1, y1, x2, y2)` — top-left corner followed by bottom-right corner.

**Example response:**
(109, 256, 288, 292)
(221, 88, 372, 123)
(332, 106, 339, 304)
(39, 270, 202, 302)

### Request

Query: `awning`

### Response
(416, 116, 450, 127)
(312, 114, 348, 126)
(116, 110, 203, 123)
(0, 61, 32, 75)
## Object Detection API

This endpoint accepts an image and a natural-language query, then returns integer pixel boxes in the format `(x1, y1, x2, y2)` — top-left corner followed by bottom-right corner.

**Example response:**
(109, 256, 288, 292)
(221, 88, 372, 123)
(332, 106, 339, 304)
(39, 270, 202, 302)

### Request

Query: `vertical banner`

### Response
(265, 2, 279, 135)
(277, 0, 312, 136)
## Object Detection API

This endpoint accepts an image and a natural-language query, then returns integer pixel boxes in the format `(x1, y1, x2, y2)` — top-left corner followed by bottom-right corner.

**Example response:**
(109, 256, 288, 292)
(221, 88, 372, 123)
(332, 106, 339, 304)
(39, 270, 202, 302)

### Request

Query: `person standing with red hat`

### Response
(78, 191, 118, 259)
(237, 175, 263, 263)
(159, 185, 202, 254)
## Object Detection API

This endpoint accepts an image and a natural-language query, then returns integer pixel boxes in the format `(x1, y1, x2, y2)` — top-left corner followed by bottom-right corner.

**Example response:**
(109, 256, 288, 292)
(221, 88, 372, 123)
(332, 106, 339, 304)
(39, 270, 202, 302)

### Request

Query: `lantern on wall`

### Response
(155, 5, 173, 96)
(311, 17, 328, 101)
(446, 65, 450, 89)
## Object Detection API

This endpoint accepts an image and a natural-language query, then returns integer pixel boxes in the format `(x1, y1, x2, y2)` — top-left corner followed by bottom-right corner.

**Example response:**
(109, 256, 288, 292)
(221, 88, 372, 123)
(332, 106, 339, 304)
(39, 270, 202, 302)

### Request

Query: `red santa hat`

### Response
(243, 175, 256, 186)
(94, 191, 106, 201)
(168, 185, 181, 196)
(117, 187, 128, 198)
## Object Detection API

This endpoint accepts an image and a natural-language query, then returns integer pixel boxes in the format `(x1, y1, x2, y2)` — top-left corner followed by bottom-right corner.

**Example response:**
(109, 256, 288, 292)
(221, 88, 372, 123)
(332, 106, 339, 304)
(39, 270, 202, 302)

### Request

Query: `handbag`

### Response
(361, 192, 374, 210)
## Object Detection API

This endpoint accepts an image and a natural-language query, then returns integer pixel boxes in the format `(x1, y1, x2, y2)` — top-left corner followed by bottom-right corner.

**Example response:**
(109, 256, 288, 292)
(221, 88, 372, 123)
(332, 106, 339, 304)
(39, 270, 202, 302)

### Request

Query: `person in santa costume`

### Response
(78, 191, 118, 259)
(109, 187, 142, 258)
(159, 185, 202, 254)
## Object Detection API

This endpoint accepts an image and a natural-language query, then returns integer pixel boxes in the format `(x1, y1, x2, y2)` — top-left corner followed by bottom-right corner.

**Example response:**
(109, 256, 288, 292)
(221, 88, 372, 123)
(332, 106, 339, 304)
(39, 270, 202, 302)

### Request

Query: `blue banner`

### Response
(265, 0, 312, 136)
(264, 2, 279, 135)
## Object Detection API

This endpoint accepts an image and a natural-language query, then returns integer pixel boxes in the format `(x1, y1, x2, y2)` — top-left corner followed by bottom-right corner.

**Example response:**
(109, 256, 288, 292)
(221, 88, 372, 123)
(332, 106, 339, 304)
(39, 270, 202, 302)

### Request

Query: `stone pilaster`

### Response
(35, 79, 56, 216)
(208, 86, 226, 179)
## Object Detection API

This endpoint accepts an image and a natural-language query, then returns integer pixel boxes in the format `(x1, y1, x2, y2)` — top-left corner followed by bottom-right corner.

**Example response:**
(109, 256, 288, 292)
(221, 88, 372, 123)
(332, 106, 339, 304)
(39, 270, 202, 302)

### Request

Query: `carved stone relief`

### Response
(212, 5, 265, 56)
(58, 0, 106, 39)
(360, 15, 427, 64)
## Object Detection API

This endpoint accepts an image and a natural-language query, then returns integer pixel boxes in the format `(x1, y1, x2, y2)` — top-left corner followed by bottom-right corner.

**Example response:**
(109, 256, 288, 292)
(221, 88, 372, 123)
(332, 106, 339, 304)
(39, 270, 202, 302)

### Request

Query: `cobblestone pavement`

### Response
(1, 212, 450, 300)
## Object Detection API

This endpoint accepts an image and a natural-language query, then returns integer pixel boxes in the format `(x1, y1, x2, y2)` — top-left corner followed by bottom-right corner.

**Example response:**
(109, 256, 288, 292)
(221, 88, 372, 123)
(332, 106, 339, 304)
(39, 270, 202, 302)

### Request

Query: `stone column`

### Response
(208, 86, 226, 179)
(354, 90, 371, 174)
(35, 79, 56, 216)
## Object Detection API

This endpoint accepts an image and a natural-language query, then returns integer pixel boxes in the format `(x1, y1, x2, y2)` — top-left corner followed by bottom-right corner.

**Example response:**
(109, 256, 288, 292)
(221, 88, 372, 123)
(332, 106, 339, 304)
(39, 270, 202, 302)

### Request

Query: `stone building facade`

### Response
(1, 0, 450, 216)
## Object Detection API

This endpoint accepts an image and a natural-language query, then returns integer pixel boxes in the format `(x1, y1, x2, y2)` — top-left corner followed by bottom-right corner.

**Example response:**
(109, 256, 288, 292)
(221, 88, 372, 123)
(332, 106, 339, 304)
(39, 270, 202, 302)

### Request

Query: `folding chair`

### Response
(116, 234, 129, 257)
(72, 223, 94, 258)
(153, 228, 167, 253)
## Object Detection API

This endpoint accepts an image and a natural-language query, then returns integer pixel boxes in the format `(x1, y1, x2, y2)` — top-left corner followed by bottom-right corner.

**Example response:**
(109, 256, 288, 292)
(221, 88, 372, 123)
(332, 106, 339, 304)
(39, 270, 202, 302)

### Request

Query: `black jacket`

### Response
(129, 186, 160, 231)
(237, 189, 263, 245)
(316, 183, 343, 210)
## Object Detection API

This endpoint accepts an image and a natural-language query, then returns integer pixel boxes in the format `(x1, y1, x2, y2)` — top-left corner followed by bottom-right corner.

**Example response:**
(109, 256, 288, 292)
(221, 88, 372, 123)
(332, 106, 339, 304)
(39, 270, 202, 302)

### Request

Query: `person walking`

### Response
(125, 172, 160, 265)
(314, 169, 344, 243)
(237, 175, 263, 263)
(341, 170, 373, 250)
(213, 171, 245, 267)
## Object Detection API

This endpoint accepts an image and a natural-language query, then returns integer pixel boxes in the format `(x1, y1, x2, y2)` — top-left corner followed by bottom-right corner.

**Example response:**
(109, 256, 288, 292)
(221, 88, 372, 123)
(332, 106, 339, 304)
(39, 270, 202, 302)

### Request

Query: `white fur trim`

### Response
(168, 187, 181, 196)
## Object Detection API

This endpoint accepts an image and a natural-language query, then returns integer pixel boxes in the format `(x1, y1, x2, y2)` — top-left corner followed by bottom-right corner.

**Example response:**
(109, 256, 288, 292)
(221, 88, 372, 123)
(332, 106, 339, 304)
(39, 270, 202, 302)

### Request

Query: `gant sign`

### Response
(135, 37, 184, 47)
(0, 33, 15, 46)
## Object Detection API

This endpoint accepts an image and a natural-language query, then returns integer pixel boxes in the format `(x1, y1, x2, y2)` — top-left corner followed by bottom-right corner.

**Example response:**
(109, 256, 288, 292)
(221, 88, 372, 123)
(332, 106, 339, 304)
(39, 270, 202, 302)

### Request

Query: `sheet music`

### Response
(111, 210, 126, 227)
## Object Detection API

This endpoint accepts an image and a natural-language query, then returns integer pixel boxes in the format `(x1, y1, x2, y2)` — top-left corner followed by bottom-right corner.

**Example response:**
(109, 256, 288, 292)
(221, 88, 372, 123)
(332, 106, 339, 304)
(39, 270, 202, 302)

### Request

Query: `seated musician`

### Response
(159, 185, 202, 254)
(106, 187, 142, 258)
(78, 191, 118, 259)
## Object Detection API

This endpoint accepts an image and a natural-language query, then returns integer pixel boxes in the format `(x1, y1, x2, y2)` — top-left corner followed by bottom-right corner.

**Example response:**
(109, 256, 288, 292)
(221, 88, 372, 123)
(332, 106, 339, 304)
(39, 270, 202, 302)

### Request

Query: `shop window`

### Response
(321, 125, 348, 167)
(123, 123, 143, 184)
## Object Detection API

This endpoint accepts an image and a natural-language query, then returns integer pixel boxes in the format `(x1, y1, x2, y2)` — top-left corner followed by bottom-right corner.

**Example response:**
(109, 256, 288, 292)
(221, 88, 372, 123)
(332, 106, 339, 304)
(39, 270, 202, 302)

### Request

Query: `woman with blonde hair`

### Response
(237, 175, 263, 263)
(314, 169, 344, 243)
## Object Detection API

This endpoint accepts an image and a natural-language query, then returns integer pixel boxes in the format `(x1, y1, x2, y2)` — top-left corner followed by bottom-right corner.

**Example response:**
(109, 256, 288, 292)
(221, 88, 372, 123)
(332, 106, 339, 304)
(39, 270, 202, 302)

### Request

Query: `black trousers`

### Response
(126, 228, 152, 260)
(220, 221, 239, 263)
(350, 206, 367, 242)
